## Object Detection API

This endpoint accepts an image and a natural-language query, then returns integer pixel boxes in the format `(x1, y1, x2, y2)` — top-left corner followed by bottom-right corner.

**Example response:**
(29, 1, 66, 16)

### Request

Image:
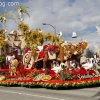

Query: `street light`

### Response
(66, 28, 77, 38)
(42, 23, 56, 36)
(72, 32, 77, 38)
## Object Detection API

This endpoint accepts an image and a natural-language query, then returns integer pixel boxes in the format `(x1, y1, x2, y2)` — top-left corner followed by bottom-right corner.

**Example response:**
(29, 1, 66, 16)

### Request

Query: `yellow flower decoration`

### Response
(44, 33, 53, 41)
(18, 22, 29, 33)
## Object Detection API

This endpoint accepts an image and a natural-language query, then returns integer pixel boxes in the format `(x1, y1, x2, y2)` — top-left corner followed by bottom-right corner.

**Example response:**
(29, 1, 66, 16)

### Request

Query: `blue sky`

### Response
(0, 0, 100, 51)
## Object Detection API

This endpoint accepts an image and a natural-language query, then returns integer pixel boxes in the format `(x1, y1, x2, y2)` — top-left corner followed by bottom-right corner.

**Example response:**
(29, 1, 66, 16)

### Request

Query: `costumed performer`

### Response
(9, 55, 19, 76)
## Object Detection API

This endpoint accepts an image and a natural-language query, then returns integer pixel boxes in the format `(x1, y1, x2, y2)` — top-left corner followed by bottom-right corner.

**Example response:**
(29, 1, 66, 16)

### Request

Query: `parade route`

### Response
(0, 86, 99, 100)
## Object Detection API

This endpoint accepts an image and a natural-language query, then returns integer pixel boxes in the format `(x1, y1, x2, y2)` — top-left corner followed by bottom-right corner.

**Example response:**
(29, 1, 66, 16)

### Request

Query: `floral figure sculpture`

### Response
(9, 55, 19, 76)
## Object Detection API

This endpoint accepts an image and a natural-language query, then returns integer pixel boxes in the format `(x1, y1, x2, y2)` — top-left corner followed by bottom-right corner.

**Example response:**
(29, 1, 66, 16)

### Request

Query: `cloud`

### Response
(1, 0, 100, 51)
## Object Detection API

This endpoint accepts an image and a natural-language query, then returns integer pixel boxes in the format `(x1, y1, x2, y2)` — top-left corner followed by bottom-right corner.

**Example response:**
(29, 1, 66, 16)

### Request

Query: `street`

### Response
(0, 86, 99, 100)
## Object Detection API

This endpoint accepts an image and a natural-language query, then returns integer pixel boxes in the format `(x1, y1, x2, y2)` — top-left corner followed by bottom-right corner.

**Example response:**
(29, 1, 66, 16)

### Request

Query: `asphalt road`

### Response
(0, 86, 100, 100)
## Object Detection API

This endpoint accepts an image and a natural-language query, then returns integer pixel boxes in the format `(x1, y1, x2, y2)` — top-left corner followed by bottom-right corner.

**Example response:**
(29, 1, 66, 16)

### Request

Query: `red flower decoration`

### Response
(38, 50, 45, 58)
(89, 70, 96, 75)
(43, 45, 48, 50)
(79, 68, 87, 75)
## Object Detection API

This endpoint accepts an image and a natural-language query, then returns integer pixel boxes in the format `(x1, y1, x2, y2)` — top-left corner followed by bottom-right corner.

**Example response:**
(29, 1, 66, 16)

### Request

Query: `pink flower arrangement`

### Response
(48, 44, 59, 55)
(23, 46, 30, 54)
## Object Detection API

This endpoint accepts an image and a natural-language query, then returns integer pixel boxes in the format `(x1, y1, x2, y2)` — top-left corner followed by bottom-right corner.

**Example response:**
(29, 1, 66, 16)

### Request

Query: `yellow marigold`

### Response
(44, 33, 53, 41)
(0, 37, 4, 40)
(0, 34, 3, 37)
(0, 29, 5, 34)
(18, 22, 29, 33)
(23, 24, 29, 31)
(18, 22, 24, 29)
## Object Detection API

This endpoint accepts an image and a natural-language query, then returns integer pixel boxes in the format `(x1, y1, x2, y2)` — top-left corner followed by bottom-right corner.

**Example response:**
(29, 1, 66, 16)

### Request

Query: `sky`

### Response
(0, 0, 100, 52)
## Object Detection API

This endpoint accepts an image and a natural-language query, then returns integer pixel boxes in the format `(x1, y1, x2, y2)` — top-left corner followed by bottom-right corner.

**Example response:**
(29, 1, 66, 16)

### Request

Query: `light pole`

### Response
(42, 23, 56, 36)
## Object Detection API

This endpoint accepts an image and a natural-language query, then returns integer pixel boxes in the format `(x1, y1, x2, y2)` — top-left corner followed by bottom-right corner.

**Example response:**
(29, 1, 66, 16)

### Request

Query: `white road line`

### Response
(0, 89, 65, 100)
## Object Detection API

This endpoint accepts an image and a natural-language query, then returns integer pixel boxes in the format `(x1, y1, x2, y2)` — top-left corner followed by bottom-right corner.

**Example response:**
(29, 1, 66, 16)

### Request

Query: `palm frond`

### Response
(24, 10, 30, 17)
(13, 6, 20, 13)
(19, 5, 29, 17)
(94, 42, 100, 52)
(0, 16, 3, 20)
(94, 42, 100, 56)
(96, 26, 100, 35)
(20, 5, 29, 9)
(13, 5, 30, 17)
(3, 10, 16, 23)
(0, 14, 3, 17)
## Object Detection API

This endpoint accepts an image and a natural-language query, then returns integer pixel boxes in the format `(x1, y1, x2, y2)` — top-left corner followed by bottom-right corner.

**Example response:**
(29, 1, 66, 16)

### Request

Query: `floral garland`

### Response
(0, 77, 100, 89)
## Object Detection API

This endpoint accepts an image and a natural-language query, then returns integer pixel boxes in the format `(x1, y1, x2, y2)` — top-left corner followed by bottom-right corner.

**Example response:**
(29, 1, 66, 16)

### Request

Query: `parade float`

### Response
(0, 5, 99, 89)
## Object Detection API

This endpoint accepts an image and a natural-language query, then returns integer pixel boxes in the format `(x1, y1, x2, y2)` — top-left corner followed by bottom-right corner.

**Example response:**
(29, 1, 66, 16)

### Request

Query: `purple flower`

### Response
(48, 45, 55, 55)
(23, 47, 30, 54)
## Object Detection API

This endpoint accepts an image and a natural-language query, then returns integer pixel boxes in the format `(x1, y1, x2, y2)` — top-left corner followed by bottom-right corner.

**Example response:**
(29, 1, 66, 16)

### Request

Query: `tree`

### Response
(94, 42, 100, 57)
(0, 10, 16, 48)
(13, 5, 30, 22)
(84, 49, 94, 58)
(0, 10, 16, 30)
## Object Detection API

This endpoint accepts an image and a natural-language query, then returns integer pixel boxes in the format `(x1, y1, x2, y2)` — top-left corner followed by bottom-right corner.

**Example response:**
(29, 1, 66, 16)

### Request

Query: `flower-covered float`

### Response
(0, 5, 100, 89)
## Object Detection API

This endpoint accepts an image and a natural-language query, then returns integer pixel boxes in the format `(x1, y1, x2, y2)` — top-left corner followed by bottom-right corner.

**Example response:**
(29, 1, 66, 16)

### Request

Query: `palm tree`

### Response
(0, 10, 16, 35)
(13, 5, 30, 22)
(96, 26, 100, 35)
(94, 42, 100, 57)
(0, 10, 16, 29)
